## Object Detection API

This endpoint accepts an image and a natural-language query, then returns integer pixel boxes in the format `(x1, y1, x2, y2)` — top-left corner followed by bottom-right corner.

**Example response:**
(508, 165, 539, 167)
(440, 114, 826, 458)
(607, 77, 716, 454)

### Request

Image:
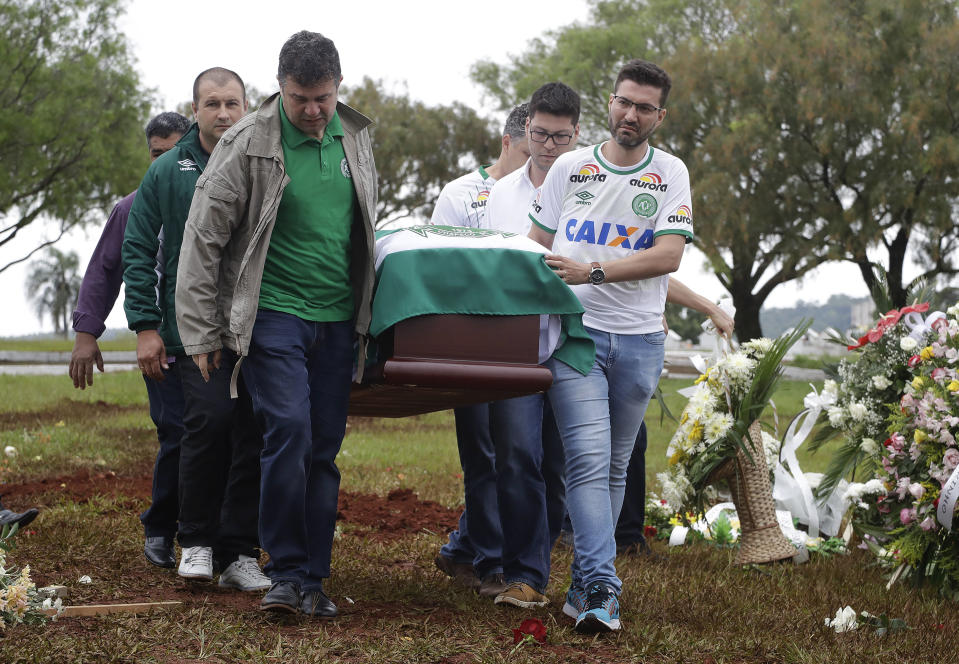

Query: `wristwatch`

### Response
(588, 261, 606, 285)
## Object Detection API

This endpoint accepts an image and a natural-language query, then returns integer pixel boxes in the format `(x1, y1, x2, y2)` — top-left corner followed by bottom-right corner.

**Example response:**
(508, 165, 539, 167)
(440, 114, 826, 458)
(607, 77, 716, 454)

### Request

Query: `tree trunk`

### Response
(730, 287, 764, 341)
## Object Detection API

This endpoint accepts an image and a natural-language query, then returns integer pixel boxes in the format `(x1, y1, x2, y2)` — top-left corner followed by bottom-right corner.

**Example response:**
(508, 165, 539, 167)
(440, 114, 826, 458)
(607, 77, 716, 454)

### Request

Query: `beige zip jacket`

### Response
(175, 93, 377, 381)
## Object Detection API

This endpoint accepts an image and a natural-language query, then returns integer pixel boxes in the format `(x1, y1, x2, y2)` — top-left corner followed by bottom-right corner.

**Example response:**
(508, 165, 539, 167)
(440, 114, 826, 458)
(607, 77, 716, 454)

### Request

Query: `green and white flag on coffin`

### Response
(372, 225, 594, 375)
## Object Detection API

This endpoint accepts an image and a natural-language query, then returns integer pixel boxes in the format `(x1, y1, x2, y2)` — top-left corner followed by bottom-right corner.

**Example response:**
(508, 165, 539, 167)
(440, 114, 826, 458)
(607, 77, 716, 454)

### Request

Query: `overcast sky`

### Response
(0, 0, 885, 337)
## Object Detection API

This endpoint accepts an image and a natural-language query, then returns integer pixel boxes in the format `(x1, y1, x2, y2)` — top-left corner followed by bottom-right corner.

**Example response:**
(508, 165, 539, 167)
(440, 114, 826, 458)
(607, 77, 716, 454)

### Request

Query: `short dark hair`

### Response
(614, 59, 672, 107)
(503, 103, 529, 139)
(277, 31, 341, 87)
(528, 82, 580, 125)
(192, 67, 246, 106)
(144, 111, 190, 146)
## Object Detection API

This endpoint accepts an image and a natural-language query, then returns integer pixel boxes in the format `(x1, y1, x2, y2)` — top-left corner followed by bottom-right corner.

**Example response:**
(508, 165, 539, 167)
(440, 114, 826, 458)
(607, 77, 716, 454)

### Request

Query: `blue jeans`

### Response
(547, 327, 664, 594)
(242, 310, 353, 592)
(140, 366, 184, 539)
(489, 393, 566, 592)
(440, 404, 503, 580)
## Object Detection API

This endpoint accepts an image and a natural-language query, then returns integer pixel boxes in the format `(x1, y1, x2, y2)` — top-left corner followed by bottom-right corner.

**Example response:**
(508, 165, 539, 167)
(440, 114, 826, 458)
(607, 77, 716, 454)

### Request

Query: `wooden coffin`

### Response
(348, 313, 553, 417)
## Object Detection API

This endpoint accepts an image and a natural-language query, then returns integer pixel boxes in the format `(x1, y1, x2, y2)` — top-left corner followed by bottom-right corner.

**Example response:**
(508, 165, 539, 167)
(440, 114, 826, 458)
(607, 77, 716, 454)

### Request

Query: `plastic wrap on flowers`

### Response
(709, 422, 796, 564)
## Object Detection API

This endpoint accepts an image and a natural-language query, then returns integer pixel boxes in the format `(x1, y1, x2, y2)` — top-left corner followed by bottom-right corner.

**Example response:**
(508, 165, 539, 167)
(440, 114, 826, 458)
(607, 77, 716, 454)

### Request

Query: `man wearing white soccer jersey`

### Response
(430, 104, 531, 229)
(480, 82, 580, 610)
(528, 59, 690, 634)
(431, 104, 530, 597)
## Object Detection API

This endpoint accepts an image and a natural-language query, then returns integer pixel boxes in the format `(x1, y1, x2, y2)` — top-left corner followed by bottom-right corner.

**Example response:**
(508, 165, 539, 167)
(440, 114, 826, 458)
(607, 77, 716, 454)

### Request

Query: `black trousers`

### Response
(615, 422, 648, 547)
(175, 351, 262, 566)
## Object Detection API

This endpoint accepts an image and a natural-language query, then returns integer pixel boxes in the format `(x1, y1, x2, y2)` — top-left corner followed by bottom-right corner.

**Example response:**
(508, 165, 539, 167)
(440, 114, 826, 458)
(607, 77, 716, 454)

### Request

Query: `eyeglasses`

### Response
(611, 95, 664, 116)
(528, 129, 574, 145)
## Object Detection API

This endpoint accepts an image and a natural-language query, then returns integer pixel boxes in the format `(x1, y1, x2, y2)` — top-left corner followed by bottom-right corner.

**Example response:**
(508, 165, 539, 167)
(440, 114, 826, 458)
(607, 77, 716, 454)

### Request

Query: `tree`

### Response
(471, 0, 959, 338)
(25, 247, 81, 336)
(341, 78, 500, 228)
(0, 0, 151, 273)
(665, 302, 707, 343)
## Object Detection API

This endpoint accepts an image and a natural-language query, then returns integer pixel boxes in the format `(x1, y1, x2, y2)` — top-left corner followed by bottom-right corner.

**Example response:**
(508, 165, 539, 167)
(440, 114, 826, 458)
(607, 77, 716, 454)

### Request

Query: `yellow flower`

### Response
(914, 429, 928, 444)
(911, 376, 925, 390)
(694, 369, 711, 385)
(680, 412, 689, 425)
(947, 380, 959, 392)
(668, 450, 686, 466)
(920, 346, 935, 361)
(689, 422, 704, 443)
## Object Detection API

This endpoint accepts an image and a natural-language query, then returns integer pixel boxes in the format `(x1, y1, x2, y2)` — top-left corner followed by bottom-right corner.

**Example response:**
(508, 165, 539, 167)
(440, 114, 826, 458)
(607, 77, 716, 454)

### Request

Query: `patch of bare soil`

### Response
(1, 470, 461, 541)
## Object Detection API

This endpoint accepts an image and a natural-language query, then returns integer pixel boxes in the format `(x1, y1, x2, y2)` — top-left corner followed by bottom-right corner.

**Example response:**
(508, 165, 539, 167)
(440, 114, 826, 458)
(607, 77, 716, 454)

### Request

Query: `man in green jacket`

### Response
(123, 67, 270, 592)
(175, 32, 377, 618)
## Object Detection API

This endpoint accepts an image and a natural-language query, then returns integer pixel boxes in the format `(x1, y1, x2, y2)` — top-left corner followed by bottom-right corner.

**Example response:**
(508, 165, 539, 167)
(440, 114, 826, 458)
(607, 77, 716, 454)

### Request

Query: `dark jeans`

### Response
(175, 350, 262, 566)
(615, 422, 648, 547)
(489, 393, 566, 593)
(439, 403, 503, 580)
(241, 310, 353, 592)
(140, 366, 184, 539)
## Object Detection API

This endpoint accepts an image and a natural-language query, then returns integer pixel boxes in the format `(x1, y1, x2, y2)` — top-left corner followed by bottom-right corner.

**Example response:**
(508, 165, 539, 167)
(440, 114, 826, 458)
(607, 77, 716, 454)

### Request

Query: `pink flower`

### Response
(920, 517, 936, 531)
(908, 483, 925, 500)
(932, 367, 948, 382)
(944, 448, 959, 471)
(900, 508, 915, 525)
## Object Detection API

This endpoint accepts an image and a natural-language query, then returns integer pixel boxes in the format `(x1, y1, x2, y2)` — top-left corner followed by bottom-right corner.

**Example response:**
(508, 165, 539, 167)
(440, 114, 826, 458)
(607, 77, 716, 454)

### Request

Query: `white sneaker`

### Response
(177, 545, 213, 581)
(218, 555, 271, 592)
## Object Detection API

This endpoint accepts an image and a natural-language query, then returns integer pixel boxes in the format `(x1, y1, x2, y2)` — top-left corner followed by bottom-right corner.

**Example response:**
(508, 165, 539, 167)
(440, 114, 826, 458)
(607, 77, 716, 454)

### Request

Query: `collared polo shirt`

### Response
(258, 101, 356, 322)
(482, 158, 536, 234)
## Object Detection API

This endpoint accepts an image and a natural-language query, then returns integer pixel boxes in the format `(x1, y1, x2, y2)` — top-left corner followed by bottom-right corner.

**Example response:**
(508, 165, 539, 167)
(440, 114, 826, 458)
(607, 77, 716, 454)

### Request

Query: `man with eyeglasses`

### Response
(478, 82, 580, 610)
(527, 59, 692, 633)
(430, 105, 530, 599)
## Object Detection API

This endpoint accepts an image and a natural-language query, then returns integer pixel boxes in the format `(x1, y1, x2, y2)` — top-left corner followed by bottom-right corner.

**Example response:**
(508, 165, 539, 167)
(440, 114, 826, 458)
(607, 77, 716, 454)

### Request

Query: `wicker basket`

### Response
(710, 421, 796, 565)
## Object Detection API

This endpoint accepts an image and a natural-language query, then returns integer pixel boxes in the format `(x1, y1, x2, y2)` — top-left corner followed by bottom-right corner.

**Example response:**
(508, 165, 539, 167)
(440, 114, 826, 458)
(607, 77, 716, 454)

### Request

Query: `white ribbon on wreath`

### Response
(771, 385, 845, 538)
(938, 465, 959, 531)
(904, 310, 947, 341)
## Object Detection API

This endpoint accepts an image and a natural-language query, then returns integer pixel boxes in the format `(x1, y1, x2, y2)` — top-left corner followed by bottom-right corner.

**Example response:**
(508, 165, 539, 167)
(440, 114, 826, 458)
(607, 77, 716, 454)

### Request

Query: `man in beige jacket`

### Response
(176, 31, 377, 618)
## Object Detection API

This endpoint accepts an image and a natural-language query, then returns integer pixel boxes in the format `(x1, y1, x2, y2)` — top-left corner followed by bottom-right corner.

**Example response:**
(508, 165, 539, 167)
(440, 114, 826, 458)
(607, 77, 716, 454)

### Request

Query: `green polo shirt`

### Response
(258, 102, 356, 321)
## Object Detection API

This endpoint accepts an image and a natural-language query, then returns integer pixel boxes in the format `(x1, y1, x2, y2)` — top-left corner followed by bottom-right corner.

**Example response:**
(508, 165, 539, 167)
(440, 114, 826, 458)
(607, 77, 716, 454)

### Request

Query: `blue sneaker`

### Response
(575, 583, 621, 633)
(562, 584, 587, 620)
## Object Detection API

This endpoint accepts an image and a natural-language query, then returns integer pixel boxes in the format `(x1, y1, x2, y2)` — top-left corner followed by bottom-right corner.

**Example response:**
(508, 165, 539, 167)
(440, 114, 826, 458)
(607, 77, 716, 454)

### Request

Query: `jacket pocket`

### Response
(196, 175, 238, 203)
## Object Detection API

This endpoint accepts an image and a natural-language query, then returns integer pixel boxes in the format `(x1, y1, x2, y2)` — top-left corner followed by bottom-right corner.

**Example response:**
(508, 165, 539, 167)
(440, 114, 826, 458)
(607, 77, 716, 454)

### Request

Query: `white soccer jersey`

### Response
(529, 142, 693, 334)
(482, 159, 536, 234)
(429, 166, 496, 228)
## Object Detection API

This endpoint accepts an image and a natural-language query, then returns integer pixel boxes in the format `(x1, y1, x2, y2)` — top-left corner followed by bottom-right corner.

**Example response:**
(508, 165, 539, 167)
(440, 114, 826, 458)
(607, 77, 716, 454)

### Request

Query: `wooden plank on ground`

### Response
(42, 601, 182, 618)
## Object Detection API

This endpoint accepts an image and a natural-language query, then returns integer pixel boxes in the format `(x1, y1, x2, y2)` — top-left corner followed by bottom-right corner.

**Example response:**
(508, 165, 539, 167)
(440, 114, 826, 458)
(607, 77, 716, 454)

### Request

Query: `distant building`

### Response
(851, 300, 875, 331)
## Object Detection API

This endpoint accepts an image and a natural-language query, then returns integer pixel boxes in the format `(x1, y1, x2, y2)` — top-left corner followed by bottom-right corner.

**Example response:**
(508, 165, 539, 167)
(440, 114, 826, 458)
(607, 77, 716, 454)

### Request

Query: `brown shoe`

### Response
(493, 582, 549, 608)
(477, 572, 507, 597)
(434, 554, 480, 589)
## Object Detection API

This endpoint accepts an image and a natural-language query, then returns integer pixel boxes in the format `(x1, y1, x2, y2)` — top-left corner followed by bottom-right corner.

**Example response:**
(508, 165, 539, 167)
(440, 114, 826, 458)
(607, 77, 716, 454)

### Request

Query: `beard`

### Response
(608, 116, 656, 149)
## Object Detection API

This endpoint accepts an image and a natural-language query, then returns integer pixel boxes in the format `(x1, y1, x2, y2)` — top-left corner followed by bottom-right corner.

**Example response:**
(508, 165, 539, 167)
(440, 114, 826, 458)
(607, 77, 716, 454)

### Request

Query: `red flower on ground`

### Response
(644, 525, 658, 539)
(512, 618, 547, 644)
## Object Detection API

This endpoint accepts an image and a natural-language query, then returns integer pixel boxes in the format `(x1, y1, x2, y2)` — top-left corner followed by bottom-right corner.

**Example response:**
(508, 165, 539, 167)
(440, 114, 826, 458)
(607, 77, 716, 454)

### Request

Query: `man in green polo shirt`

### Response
(258, 102, 355, 321)
(175, 31, 378, 618)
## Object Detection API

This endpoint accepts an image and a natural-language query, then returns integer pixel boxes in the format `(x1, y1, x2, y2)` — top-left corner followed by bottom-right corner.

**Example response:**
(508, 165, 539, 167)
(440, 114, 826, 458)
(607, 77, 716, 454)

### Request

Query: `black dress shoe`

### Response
(299, 589, 337, 618)
(261, 581, 301, 614)
(0, 506, 39, 529)
(143, 536, 176, 568)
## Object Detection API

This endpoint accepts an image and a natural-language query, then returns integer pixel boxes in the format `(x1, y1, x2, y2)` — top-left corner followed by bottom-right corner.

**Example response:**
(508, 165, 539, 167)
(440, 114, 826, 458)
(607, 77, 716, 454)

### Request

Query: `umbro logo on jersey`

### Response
(629, 172, 668, 192)
(470, 190, 491, 209)
(667, 205, 693, 225)
(564, 219, 654, 250)
(575, 191, 595, 205)
(569, 164, 607, 183)
(178, 159, 198, 172)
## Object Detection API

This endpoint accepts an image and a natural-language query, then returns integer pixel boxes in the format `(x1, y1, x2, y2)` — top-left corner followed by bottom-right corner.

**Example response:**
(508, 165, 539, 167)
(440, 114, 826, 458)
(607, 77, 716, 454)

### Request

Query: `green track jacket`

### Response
(122, 124, 208, 355)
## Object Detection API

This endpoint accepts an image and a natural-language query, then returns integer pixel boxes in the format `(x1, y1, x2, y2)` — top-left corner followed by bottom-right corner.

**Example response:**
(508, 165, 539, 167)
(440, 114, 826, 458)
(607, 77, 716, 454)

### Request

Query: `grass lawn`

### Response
(0, 371, 955, 662)
(0, 333, 137, 352)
